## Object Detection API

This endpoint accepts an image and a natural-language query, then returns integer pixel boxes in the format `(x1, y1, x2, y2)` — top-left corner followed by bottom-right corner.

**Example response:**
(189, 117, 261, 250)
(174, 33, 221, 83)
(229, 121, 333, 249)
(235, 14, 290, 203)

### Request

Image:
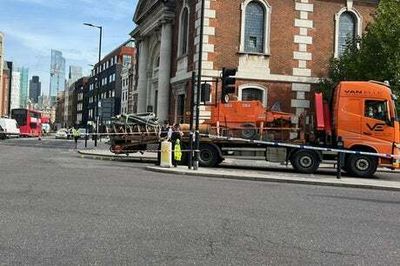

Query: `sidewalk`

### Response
(78, 148, 157, 162)
(78, 148, 400, 191)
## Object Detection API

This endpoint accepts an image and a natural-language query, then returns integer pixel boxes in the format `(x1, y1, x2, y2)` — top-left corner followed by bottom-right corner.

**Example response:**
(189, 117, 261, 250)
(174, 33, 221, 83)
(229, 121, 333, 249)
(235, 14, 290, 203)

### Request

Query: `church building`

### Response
(131, 0, 378, 125)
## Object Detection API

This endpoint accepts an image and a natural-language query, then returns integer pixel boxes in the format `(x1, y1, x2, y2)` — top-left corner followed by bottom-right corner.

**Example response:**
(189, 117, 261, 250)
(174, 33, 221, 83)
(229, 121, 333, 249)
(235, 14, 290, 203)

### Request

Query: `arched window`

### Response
(179, 7, 189, 56)
(242, 88, 264, 102)
(244, 1, 265, 53)
(338, 11, 356, 56)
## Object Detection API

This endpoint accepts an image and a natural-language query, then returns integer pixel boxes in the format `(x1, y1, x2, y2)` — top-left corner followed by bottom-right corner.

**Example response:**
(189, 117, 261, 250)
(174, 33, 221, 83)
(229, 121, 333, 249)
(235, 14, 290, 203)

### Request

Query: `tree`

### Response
(320, 0, 400, 102)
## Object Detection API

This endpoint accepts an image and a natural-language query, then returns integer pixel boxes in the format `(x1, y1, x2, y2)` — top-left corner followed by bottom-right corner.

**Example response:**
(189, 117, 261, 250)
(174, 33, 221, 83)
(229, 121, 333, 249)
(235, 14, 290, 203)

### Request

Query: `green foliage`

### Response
(320, 0, 400, 102)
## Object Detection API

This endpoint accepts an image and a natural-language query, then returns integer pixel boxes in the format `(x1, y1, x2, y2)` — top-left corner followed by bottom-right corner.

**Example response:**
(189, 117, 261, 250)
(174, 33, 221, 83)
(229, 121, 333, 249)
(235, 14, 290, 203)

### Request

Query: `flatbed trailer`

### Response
(191, 133, 399, 177)
(108, 127, 399, 178)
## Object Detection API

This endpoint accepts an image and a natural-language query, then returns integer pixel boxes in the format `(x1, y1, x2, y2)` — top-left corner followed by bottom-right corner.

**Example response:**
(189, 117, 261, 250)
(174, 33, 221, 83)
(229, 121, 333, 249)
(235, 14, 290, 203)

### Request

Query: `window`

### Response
(177, 94, 185, 123)
(179, 7, 189, 56)
(338, 12, 356, 56)
(123, 55, 132, 66)
(133, 94, 138, 114)
(365, 100, 388, 122)
(242, 88, 264, 102)
(243, 1, 266, 53)
(335, 8, 361, 58)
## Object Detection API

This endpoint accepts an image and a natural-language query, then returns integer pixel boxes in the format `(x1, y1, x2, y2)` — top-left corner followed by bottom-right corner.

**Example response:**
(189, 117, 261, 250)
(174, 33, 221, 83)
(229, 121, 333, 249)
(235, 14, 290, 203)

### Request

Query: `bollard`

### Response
(188, 131, 193, 169)
(160, 141, 172, 168)
(336, 136, 344, 179)
(85, 127, 88, 148)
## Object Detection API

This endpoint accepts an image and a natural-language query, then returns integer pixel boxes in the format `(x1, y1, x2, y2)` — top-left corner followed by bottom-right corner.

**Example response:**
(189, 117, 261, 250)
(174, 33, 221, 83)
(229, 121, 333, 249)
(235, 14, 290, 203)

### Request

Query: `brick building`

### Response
(0, 32, 5, 117)
(132, 0, 378, 126)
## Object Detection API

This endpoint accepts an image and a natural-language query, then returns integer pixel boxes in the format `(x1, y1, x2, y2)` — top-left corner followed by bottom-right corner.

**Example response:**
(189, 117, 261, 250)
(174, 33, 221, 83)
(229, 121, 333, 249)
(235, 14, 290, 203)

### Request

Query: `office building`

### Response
(2, 63, 11, 117)
(86, 40, 136, 125)
(29, 76, 41, 103)
(49, 49, 66, 104)
(10, 70, 20, 110)
(18, 67, 29, 107)
(0, 32, 5, 116)
(67, 65, 83, 87)
(4, 61, 13, 114)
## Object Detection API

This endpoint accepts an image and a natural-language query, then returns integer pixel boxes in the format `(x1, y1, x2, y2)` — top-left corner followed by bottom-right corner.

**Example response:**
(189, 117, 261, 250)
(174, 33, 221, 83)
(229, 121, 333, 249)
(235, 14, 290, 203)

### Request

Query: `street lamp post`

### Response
(193, 0, 205, 170)
(84, 23, 102, 147)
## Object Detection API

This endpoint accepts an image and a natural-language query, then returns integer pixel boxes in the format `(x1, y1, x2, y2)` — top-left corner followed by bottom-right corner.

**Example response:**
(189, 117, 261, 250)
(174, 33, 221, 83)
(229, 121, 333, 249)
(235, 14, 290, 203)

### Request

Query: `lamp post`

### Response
(193, 0, 205, 170)
(84, 22, 102, 147)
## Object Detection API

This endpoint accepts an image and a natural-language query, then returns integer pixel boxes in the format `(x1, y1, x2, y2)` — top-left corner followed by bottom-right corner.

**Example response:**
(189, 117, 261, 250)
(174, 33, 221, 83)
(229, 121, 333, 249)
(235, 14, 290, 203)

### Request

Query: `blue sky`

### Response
(0, 0, 138, 95)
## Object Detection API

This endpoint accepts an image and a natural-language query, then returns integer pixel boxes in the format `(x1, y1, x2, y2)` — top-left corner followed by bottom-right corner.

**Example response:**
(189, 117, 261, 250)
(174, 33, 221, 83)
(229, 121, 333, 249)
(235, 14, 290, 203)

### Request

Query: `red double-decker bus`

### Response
(11, 108, 42, 137)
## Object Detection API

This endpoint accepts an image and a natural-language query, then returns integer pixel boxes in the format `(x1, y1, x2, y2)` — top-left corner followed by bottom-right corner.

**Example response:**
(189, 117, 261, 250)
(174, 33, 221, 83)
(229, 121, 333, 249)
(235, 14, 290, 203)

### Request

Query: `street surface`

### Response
(0, 137, 399, 265)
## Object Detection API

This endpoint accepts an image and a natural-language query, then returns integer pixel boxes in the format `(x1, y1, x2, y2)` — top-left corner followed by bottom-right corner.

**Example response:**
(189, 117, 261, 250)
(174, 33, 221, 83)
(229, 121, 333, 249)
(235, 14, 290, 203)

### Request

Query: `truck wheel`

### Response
(199, 144, 220, 167)
(290, 150, 320, 174)
(348, 154, 378, 178)
(241, 124, 257, 139)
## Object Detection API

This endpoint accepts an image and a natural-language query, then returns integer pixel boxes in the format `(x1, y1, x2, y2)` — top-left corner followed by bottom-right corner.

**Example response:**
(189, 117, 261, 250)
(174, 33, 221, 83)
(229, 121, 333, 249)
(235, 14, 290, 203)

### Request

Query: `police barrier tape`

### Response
(199, 133, 400, 160)
(109, 149, 199, 153)
(13, 130, 397, 160)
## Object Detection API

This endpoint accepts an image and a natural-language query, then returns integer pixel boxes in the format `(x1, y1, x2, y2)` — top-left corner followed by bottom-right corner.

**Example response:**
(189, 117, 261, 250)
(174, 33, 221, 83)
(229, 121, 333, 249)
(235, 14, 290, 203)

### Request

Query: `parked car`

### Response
(41, 123, 51, 135)
(55, 128, 71, 139)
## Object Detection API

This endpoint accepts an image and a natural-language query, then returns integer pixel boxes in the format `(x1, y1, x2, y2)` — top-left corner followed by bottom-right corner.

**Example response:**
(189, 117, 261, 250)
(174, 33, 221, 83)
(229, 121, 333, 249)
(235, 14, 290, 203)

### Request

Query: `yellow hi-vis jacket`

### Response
(72, 128, 80, 138)
(174, 139, 182, 162)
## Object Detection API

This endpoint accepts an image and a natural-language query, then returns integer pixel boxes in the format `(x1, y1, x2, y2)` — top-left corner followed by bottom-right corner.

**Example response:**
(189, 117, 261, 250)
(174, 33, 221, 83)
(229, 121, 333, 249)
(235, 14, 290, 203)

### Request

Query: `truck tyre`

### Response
(348, 154, 378, 178)
(241, 124, 257, 139)
(199, 144, 220, 167)
(290, 150, 320, 174)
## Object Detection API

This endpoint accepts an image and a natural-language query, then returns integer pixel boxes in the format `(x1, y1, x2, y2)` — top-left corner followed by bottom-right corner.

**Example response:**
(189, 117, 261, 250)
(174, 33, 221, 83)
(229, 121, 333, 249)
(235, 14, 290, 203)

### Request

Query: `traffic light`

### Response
(201, 83, 211, 103)
(221, 67, 237, 103)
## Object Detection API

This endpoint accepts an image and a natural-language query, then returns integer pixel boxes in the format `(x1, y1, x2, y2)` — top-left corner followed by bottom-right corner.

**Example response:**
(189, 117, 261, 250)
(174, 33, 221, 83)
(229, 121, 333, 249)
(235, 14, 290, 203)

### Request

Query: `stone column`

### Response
(157, 22, 173, 122)
(136, 38, 149, 113)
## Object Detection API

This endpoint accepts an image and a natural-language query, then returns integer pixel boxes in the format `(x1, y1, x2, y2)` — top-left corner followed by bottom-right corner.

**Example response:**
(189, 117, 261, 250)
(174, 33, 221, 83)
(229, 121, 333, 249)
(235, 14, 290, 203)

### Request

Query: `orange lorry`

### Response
(193, 81, 400, 177)
(109, 81, 400, 177)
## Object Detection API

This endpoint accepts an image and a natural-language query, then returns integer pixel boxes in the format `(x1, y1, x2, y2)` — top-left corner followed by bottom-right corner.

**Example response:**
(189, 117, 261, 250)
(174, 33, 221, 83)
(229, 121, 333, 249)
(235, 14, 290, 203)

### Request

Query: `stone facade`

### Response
(132, 0, 378, 124)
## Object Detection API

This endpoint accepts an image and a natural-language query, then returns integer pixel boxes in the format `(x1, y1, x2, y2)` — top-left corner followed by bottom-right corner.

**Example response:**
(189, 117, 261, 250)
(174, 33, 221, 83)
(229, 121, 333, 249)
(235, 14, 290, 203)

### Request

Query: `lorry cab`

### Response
(333, 81, 400, 173)
(0, 118, 20, 138)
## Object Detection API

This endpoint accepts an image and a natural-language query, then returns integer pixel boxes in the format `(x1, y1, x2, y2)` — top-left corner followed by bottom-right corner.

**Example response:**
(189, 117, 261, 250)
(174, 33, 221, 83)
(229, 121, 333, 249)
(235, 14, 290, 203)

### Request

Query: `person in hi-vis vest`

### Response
(171, 124, 183, 167)
(72, 125, 80, 149)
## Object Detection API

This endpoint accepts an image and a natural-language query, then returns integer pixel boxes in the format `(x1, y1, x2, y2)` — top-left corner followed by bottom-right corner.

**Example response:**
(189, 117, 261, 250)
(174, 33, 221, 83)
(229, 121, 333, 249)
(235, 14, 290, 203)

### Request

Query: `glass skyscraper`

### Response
(68, 65, 82, 86)
(18, 67, 29, 107)
(49, 49, 66, 103)
(29, 76, 41, 103)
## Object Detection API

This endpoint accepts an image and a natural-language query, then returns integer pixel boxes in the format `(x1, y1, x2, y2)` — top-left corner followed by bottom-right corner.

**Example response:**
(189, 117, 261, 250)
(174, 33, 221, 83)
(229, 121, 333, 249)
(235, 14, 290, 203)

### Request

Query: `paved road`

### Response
(0, 138, 399, 265)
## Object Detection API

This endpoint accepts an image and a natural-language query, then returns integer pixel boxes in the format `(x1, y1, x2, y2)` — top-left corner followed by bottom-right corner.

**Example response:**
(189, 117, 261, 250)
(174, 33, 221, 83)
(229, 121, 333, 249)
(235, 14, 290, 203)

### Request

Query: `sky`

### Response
(0, 0, 138, 95)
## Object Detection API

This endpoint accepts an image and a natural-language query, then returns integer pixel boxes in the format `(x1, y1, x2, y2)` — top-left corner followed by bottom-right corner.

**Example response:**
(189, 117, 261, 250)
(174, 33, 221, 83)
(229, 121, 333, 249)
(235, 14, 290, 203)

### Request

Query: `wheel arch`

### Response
(348, 144, 378, 154)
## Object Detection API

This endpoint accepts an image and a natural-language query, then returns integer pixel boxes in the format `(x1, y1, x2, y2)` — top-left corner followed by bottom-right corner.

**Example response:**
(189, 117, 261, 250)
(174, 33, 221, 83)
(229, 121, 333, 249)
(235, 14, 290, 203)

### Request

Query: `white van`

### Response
(0, 118, 20, 138)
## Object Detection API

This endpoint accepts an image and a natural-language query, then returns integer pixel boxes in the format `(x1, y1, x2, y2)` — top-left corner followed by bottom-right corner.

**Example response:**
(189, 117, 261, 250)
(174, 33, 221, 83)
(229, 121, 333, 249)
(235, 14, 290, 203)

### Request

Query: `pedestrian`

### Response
(72, 125, 80, 149)
(171, 123, 184, 167)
